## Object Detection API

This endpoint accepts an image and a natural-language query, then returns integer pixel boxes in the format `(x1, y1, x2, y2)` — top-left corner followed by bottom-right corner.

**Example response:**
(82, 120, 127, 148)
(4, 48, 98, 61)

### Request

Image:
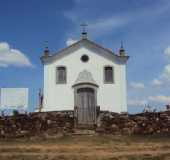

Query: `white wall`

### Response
(43, 46, 127, 113)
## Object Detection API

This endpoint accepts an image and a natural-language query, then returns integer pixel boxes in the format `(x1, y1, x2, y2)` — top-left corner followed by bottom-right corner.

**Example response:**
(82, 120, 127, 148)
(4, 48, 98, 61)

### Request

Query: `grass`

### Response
(0, 135, 170, 160)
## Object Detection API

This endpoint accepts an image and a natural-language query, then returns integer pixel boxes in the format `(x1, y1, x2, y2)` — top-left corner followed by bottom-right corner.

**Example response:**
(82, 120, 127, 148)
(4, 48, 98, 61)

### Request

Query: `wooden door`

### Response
(76, 88, 96, 125)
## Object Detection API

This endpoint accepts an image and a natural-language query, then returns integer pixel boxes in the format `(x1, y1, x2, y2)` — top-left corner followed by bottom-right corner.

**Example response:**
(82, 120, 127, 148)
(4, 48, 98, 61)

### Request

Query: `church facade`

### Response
(40, 33, 129, 125)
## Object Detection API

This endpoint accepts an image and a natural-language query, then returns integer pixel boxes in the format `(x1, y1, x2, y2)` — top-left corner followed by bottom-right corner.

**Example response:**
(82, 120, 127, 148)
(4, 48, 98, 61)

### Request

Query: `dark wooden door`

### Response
(77, 88, 96, 125)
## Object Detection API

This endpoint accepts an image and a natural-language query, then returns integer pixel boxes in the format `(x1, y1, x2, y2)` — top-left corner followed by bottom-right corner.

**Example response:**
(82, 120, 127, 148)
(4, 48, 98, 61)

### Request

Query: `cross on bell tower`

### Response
(81, 23, 88, 39)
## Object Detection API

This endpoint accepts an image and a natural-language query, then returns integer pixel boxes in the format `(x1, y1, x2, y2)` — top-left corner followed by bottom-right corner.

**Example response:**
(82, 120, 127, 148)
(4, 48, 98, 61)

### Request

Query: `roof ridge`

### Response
(40, 38, 129, 63)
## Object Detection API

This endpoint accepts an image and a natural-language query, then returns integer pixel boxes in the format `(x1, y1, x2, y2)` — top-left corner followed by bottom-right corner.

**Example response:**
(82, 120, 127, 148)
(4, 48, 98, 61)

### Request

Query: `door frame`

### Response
(73, 83, 98, 126)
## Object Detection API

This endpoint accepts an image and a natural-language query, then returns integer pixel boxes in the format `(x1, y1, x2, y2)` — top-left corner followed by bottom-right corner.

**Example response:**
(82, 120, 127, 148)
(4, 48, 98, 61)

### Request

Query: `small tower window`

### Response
(104, 66, 114, 83)
(56, 66, 66, 84)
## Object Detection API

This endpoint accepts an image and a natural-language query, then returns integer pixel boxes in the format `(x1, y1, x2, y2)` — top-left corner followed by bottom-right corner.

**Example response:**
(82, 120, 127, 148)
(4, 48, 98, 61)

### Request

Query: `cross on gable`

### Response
(80, 23, 88, 33)
(80, 23, 88, 39)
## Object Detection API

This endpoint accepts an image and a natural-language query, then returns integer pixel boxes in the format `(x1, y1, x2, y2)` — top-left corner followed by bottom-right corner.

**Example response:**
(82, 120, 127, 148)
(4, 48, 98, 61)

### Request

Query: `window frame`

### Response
(56, 66, 67, 84)
(103, 66, 114, 84)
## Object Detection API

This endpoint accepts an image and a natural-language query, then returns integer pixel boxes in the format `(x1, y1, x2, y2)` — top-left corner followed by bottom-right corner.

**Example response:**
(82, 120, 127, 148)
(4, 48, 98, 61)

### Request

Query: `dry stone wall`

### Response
(0, 111, 74, 138)
(98, 111, 170, 135)
(0, 111, 170, 138)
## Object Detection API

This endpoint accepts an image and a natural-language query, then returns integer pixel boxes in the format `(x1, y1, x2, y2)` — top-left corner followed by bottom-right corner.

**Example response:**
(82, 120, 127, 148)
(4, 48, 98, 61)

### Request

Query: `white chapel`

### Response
(40, 30, 129, 125)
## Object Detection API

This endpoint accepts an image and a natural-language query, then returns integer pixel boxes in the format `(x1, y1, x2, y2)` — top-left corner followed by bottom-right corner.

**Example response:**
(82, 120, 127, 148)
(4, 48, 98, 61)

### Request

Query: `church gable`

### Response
(41, 39, 129, 64)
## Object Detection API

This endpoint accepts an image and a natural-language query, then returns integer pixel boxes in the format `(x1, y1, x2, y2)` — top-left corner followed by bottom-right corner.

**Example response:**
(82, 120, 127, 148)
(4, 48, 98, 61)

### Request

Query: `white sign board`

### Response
(0, 88, 28, 109)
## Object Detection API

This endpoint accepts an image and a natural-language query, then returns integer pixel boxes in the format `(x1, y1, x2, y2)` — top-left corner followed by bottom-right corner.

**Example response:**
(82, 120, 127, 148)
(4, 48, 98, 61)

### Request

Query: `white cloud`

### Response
(151, 46, 170, 85)
(151, 79, 163, 86)
(64, 13, 131, 38)
(128, 95, 170, 107)
(152, 44, 170, 84)
(161, 64, 170, 80)
(128, 99, 147, 106)
(148, 95, 170, 104)
(64, 1, 170, 38)
(66, 38, 78, 46)
(87, 16, 130, 36)
(0, 42, 32, 68)
(129, 82, 145, 89)
(164, 46, 170, 57)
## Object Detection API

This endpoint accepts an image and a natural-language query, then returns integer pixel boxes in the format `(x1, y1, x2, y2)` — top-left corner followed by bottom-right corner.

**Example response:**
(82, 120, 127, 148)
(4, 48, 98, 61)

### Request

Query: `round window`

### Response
(81, 55, 89, 62)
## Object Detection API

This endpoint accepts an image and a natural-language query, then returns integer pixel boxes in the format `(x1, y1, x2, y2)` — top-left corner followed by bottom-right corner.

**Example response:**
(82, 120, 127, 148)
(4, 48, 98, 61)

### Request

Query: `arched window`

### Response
(104, 66, 114, 83)
(56, 66, 66, 84)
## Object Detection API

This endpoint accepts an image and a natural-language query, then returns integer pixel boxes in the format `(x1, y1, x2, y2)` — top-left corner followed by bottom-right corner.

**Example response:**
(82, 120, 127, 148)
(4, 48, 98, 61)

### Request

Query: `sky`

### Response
(0, 0, 170, 113)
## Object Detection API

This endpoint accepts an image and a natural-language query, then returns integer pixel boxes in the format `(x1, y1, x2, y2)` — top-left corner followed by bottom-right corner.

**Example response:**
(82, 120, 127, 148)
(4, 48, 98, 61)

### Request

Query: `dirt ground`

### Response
(0, 134, 170, 160)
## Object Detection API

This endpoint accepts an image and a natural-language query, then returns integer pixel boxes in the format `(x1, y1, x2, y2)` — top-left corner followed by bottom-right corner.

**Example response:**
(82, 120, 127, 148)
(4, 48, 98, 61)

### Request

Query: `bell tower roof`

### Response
(119, 41, 126, 56)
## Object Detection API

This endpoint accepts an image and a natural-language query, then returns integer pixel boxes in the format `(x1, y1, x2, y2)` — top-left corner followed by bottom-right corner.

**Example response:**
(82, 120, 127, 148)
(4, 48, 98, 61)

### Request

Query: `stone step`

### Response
(75, 124, 96, 130)
(73, 129, 95, 135)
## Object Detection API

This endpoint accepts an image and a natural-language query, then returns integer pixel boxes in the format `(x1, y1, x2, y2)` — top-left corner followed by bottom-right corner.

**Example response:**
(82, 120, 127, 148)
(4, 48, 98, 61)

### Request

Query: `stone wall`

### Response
(98, 111, 170, 135)
(0, 111, 170, 138)
(0, 111, 74, 138)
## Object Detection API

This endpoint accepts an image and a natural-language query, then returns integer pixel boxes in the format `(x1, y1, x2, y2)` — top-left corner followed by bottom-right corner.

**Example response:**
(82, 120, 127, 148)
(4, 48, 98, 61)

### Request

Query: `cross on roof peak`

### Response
(80, 23, 88, 39)
(81, 23, 88, 33)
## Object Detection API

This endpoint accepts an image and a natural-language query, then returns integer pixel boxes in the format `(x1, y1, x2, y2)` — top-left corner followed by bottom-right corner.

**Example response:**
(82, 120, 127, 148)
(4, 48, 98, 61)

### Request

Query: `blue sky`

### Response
(0, 0, 170, 113)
